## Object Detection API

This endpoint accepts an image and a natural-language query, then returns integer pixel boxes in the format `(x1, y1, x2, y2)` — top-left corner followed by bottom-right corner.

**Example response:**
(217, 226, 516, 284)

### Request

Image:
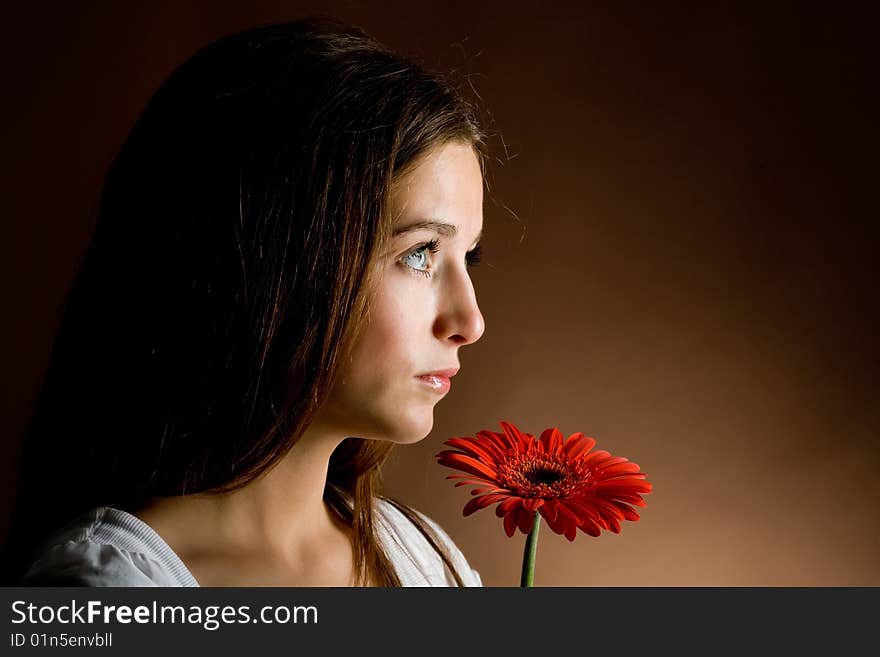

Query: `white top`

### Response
(20, 496, 482, 587)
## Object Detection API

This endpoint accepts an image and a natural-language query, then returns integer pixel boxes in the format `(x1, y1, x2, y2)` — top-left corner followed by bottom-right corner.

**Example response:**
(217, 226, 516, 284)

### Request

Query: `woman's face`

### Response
(320, 140, 485, 444)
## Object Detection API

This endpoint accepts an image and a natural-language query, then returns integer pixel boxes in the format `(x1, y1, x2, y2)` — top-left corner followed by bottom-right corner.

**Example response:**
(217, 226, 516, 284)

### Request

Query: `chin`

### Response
(377, 408, 434, 445)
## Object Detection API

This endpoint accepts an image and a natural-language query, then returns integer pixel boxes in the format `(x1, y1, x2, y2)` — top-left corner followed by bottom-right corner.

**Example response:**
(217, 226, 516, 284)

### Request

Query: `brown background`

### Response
(2, 2, 877, 586)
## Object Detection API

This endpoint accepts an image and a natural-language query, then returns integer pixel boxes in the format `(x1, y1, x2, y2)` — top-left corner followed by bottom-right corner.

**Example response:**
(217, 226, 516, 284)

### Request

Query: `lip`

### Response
(416, 374, 452, 395)
(415, 367, 458, 395)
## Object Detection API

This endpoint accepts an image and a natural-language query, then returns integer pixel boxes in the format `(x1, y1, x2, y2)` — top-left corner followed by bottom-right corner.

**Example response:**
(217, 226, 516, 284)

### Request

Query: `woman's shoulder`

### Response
(373, 496, 483, 587)
(20, 507, 198, 587)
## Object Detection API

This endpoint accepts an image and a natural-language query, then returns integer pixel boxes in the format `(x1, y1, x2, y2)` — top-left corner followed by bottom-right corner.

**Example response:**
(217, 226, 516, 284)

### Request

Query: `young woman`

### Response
(5, 17, 488, 587)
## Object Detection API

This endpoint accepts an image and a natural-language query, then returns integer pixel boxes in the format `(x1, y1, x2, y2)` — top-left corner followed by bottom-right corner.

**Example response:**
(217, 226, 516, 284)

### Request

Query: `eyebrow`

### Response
(393, 219, 482, 245)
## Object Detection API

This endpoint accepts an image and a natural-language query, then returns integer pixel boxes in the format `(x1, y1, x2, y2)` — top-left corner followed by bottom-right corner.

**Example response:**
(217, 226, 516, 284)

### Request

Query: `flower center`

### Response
(524, 467, 565, 486)
(497, 454, 584, 498)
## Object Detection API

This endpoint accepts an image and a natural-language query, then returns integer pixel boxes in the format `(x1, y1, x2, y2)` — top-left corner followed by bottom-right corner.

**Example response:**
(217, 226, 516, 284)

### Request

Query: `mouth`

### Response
(416, 374, 452, 395)
(414, 367, 458, 395)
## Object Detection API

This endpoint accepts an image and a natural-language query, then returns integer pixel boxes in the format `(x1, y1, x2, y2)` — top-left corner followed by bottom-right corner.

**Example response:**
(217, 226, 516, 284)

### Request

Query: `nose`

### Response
(433, 265, 485, 346)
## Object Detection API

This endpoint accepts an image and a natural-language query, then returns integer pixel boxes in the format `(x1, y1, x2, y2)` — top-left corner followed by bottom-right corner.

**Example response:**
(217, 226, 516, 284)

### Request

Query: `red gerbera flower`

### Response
(436, 420, 652, 542)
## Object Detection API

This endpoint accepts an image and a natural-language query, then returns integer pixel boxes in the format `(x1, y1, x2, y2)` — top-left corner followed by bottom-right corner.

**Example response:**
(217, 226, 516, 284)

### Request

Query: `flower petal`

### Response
(596, 462, 642, 477)
(469, 487, 511, 496)
(500, 421, 531, 452)
(559, 498, 603, 527)
(449, 477, 496, 488)
(554, 503, 580, 541)
(541, 505, 567, 536)
(495, 496, 523, 517)
(594, 480, 653, 495)
(503, 510, 518, 537)
(474, 431, 510, 460)
(578, 519, 603, 537)
(619, 495, 649, 507)
(436, 452, 500, 482)
(562, 433, 596, 461)
(445, 473, 492, 480)
(613, 503, 641, 521)
(582, 449, 612, 467)
(463, 493, 509, 516)
(443, 437, 502, 465)
(517, 507, 535, 534)
(522, 497, 544, 512)
(539, 498, 559, 522)
(482, 431, 512, 454)
(538, 427, 565, 455)
(605, 516, 622, 533)
(588, 498, 626, 521)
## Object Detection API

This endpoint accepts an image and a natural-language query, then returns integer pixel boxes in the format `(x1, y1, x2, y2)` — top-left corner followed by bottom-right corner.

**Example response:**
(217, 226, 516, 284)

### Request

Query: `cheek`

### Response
(347, 279, 429, 385)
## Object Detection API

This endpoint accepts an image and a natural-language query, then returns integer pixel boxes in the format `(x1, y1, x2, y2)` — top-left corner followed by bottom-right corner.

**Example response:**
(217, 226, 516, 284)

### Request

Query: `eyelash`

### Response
(402, 239, 483, 279)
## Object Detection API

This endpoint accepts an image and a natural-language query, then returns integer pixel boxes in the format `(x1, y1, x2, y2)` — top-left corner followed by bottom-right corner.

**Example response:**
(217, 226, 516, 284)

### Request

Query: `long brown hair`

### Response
(5, 16, 488, 586)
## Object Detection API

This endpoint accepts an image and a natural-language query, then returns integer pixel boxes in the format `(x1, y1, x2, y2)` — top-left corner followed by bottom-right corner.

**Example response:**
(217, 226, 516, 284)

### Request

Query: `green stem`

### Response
(520, 511, 541, 587)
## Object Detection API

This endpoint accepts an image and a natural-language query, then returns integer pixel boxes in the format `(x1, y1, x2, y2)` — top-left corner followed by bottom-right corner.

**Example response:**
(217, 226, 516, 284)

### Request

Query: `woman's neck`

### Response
(130, 426, 352, 576)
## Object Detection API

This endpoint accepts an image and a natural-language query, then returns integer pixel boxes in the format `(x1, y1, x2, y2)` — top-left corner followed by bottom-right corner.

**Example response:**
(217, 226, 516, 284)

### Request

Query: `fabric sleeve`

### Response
(20, 540, 166, 587)
(411, 510, 484, 587)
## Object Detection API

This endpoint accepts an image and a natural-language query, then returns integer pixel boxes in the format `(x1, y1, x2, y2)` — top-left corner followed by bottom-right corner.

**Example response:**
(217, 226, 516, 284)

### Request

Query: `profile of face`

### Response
(318, 140, 486, 445)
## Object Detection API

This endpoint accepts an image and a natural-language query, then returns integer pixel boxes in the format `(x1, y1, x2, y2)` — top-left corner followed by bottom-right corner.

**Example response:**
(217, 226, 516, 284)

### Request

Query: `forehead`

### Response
(389, 142, 483, 234)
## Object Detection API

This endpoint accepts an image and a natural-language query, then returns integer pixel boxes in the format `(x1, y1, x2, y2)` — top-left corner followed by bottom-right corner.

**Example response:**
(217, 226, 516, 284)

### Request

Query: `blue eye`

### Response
(402, 239, 440, 278)
(404, 248, 429, 271)
(400, 239, 484, 279)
